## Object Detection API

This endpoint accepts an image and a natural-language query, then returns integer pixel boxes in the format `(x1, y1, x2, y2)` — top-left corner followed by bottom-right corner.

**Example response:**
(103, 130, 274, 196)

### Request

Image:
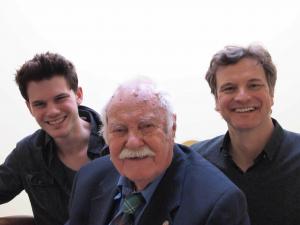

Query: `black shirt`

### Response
(0, 105, 107, 225)
(192, 119, 300, 225)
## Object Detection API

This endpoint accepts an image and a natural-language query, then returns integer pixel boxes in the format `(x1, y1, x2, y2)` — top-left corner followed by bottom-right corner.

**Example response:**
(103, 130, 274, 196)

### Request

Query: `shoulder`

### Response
(186, 156, 238, 193)
(10, 129, 46, 157)
(175, 144, 237, 193)
(273, 119, 300, 150)
(278, 129, 300, 160)
(1, 129, 47, 173)
(180, 145, 233, 189)
(282, 129, 300, 142)
(190, 135, 224, 155)
(174, 145, 249, 223)
(16, 129, 46, 147)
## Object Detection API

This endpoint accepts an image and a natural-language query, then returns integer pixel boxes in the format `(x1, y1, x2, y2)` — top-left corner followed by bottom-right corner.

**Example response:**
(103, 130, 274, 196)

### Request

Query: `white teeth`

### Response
(235, 107, 255, 113)
(47, 117, 65, 125)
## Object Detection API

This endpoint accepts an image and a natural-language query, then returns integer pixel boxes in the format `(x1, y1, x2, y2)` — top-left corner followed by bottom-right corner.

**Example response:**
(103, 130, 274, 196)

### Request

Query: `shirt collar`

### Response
(261, 118, 284, 160)
(78, 105, 104, 159)
(220, 118, 284, 161)
(42, 105, 104, 165)
(115, 173, 165, 204)
(220, 132, 230, 152)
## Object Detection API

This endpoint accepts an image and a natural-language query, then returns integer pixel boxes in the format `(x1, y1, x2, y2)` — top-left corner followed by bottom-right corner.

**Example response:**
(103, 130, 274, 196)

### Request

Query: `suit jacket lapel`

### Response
(89, 188, 118, 225)
(138, 145, 185, 225)
(88, 164, 120, 225)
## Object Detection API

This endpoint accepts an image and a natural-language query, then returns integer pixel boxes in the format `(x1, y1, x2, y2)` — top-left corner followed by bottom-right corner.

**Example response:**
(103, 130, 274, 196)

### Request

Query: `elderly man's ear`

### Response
(171, 114, 177, 137)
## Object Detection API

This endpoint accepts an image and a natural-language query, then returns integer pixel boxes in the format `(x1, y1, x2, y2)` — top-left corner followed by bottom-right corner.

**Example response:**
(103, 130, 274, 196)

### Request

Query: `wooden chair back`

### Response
(0, 216, 35, 225)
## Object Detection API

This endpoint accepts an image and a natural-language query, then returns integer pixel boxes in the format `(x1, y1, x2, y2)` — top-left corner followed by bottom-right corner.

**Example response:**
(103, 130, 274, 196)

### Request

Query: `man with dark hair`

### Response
(192, 44, 300, 225)
(0, 52, 106, 225)
(67, 77, 250, 225)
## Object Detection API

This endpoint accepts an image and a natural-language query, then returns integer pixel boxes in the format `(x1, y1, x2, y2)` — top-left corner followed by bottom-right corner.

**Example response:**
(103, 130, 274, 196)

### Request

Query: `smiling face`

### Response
(215, 57, 274, 132)
(26, 75, 83, 141)
(106, 86, 176, 191)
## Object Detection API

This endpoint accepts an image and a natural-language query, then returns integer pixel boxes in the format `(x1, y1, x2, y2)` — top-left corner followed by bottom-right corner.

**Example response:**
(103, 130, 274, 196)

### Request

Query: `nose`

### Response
(125, 130, 144, 150)
(234, 88, 250, 102)
(46, 103, 60, 117)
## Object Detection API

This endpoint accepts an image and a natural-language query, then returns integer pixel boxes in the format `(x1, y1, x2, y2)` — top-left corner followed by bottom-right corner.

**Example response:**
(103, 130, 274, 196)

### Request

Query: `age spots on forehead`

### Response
(112, 88, 157, 103)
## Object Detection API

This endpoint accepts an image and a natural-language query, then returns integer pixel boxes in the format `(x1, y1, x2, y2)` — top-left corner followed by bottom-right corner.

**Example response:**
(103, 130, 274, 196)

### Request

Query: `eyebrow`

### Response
(31, 99, 44, 105)
(248, 78, 264, 82)
(54, 93, 70, 98)
(30, 92, 70, 104)
(219, 82, 235, 88)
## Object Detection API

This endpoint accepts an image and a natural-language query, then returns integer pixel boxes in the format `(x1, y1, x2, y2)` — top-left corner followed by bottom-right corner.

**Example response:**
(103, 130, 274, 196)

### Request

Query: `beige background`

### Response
(1, 0, 300, 216)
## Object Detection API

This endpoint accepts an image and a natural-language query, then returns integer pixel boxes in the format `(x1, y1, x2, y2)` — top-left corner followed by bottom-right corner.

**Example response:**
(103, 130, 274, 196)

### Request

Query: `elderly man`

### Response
(192, 44, 300, 225)
(67, 77, 250, 225)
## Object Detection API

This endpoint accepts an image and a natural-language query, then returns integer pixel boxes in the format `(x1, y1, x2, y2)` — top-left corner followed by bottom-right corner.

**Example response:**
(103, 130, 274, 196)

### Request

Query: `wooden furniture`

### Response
(0, 216, 35, 225)
(182, 139, 198, 146)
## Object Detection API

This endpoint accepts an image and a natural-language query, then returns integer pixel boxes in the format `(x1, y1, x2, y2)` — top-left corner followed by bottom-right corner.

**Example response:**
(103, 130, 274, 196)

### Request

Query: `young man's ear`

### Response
(214, 96, 220, 112)
(75, 87, 83, 105)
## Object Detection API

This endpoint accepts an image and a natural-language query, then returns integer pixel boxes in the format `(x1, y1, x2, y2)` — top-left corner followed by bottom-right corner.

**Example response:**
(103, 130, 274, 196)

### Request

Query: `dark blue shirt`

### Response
(192, 119, 300, 225)
(110, 173, 164, 225)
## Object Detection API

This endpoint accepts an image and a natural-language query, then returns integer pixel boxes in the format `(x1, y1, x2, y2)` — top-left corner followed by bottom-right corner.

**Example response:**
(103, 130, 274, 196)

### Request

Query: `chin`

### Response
(126, 168, 159, 180)
(232, 123, 258, 131)
(128, 174, 158, 190)
(48, 130, 70, 139)
(126, 170, 154, 181)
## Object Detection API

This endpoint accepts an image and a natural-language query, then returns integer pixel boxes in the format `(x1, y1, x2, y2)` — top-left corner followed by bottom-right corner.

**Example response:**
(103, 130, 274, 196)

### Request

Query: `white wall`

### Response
(1, 0, 300, 216)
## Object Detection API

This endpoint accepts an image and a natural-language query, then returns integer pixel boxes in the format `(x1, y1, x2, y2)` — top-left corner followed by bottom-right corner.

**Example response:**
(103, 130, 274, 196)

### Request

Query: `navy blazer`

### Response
(67, 144, 250, 225)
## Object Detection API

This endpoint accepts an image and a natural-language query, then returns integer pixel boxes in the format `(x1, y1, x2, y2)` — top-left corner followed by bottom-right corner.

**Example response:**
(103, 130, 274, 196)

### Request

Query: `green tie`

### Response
(115, 193, 144, 225)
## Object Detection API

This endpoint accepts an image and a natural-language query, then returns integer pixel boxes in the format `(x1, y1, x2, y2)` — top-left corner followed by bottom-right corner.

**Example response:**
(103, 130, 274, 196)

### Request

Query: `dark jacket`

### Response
(0, 105, 106, 225)
(191, 119, 300, 225)
(67, 144, 250, 225)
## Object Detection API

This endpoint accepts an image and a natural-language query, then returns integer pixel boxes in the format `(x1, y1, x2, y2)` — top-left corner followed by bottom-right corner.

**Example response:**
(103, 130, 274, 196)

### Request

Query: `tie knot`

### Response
(122, 193, 144, 215)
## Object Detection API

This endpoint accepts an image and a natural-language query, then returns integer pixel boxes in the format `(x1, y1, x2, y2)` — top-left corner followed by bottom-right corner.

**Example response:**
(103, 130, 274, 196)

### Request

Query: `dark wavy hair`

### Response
(15, 52, 78, 101)
(205, 44, 277, 97)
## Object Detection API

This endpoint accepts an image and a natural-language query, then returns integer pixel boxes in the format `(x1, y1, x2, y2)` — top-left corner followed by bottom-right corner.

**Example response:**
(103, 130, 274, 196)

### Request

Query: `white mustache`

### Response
(119, 146, 156, 160)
